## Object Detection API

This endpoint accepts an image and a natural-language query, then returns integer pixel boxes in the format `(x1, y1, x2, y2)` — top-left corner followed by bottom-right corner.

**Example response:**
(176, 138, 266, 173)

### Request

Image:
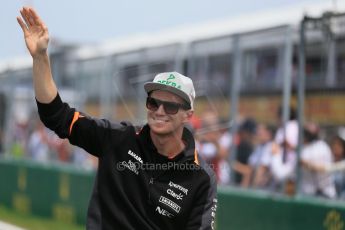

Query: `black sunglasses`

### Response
(146, 97, 190, 115)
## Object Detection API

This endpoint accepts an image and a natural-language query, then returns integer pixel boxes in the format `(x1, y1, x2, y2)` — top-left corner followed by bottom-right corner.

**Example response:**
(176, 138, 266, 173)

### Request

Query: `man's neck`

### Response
(150, 128, 185, 158)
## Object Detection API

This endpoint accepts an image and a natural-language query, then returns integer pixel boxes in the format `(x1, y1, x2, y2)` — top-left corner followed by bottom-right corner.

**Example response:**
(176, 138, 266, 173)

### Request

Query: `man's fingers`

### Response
(29, 7, 44, 27)
(23, 7, 35, 27)
(17, 16, 28, 35)
(20, 9, 31, 28)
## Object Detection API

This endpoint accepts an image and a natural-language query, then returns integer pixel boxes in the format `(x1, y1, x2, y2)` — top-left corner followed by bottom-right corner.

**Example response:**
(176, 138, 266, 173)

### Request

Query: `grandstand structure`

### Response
(0, 1, 344, 153)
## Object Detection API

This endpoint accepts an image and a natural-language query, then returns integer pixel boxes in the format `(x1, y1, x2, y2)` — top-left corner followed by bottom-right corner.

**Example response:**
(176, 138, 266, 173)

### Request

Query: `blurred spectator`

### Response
(267, 143, 297, 195)
(250, 124, 275, 189)
(325, 128, 345, 198)
(217, 120, 232, 185)
(261, 106, 298, 194)
(300, 122, 336, 198)
(51, 136, 73, 163)
(10, 121, 29, 158)
(28, 119, 78, 165)
(232, 118, 257, 187)
(274, 106, 298, 151)
(196, 112, 219, 163)
(28, 121, 51, 163)
(197, 111, 231, 185)
(189, 114, 202, 131)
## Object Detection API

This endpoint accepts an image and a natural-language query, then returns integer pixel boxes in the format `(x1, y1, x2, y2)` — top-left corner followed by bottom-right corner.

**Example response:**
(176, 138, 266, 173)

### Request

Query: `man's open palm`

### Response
(17, 7, 49, 57)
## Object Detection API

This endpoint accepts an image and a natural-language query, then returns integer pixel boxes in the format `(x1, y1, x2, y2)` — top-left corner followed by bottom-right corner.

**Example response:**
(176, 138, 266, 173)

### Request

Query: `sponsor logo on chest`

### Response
(159, 196, 181, 213)
(155, 206, 174, 218)
(128, 149, 143, 164)
(167, 189, 184, 200)
(169, 181, 188, 195)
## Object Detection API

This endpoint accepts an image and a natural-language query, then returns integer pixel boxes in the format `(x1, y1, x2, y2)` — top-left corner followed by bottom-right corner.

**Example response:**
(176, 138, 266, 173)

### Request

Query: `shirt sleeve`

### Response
(36, 92, 130, 157)
(185, 171, 218, 230)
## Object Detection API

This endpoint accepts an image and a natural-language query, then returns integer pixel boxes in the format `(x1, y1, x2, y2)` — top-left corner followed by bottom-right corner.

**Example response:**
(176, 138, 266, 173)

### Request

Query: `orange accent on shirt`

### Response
(194, 150, 199, 165)
(69, 111, 80, 135)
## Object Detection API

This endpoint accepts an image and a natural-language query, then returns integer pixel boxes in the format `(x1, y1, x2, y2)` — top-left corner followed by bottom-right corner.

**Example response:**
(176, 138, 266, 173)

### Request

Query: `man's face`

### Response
(147, 90, 193, 136)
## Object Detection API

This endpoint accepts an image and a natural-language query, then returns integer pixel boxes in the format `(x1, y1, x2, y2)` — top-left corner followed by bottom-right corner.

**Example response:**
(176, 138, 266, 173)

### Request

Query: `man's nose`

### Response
(156, 104, 166, 114)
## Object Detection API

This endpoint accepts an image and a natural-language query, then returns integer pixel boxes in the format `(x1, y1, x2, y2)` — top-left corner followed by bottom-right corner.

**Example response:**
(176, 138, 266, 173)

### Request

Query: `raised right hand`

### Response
(17, 7, 49, 58)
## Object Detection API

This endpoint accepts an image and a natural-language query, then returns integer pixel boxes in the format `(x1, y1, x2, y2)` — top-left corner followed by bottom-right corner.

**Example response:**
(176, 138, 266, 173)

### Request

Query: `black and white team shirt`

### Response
(37, 93, 217, 230)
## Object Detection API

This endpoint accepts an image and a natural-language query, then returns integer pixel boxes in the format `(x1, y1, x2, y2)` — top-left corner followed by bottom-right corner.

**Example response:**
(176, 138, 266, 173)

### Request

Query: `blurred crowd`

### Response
(0, 116, 97, 170)
(0, 106, 344, 200)
(191, 107, 345, 200)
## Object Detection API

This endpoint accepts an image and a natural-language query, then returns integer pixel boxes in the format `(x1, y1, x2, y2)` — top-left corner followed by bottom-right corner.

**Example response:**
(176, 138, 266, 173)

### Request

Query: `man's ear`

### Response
(183, 110, 194, 123)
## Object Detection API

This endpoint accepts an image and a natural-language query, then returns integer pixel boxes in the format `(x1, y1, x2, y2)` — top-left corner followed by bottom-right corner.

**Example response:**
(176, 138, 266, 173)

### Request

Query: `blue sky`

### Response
(1, 0, 325, 60)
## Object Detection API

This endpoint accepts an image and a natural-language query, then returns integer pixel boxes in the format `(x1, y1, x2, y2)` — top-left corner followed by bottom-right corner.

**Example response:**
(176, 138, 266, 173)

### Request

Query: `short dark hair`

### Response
(239, 118, 257, 134)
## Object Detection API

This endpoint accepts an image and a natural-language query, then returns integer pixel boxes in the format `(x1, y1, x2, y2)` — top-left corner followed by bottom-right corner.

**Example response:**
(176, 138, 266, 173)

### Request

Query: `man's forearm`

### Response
(33, 53, 58, 103)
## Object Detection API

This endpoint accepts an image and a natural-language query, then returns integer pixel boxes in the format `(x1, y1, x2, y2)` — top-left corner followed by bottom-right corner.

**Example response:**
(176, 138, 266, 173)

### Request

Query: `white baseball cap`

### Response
(144, 72, 196, 110)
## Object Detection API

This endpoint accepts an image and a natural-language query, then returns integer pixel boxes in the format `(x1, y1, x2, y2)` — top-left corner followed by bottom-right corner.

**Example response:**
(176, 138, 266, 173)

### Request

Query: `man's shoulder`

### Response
(107, 120, 140, 131)
(106, 120, 143, 137)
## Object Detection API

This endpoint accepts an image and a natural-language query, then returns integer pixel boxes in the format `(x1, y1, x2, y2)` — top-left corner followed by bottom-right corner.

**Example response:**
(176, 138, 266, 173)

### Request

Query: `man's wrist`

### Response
(32, 51, 49, 61)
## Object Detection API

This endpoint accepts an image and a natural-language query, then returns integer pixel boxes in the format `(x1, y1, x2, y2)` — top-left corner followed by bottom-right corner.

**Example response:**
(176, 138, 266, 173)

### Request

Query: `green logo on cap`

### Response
(167, 74, 175, 81)
(157, 74, 181, 89)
